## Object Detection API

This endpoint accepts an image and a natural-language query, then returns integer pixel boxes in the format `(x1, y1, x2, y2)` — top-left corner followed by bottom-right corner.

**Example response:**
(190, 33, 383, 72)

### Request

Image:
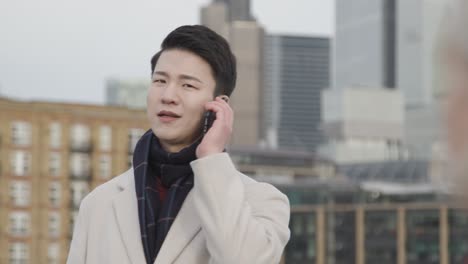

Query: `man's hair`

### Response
(150, 25, 237, 97)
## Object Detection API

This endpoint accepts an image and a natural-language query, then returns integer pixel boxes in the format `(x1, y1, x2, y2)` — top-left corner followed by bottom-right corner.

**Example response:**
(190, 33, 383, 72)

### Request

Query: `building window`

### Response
(9, 242, 29, 264)
(406, 210, 440, 262)
(99, 125, 112, 151)
(11, 121, 32, 146)
(70, 124, 91, 151)
(69, 153, 91, 179)
(70, 181, 89, 208)
(49, 182, 61, 208)
(49, 152, 61, 177)
(49, 122, 62, 149)
(128, 128, 145, 153)
(10, 181, 31, 207)
(10, 151, 32, 176)
(48, 243, 60, 264)
(98, 155, 112, 180)
(9, 212, 31, 237)
(365, 211, 397, 263)
(48, 212, 61, 238)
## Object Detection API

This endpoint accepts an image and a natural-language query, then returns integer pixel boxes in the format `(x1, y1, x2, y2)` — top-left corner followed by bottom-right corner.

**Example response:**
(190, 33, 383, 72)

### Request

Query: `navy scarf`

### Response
(133, 129, 199, 264)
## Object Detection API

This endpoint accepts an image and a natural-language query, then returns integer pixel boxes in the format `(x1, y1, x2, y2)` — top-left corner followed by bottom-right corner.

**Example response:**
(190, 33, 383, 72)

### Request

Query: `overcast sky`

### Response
(0, 0, 335, 104)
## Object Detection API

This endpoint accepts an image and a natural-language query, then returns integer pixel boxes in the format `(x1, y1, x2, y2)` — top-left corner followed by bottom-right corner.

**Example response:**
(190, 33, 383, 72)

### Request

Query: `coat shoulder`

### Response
(239, 172, 285, 195)
(79, 168, 133, 211)
(239, 172, 290, 207)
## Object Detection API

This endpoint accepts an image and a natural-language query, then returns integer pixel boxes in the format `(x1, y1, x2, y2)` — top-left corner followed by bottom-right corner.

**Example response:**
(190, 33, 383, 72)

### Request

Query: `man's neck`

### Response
(159, 136, 202, 154)
(159, 141, 187, 153)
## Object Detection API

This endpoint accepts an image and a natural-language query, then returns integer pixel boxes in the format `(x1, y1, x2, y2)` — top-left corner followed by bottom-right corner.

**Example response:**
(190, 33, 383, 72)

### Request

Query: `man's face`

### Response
(147, 49, 216, 151)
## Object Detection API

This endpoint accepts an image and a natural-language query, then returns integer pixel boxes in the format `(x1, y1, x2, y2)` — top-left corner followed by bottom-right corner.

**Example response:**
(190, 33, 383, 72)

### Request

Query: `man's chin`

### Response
(153, 130, 175, 141)
(153, 128, 183, 142)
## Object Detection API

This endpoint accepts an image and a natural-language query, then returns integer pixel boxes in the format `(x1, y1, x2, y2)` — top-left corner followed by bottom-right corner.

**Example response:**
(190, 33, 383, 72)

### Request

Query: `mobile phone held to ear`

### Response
(202, 111, 216, 135)
(202, 95, 229, 135)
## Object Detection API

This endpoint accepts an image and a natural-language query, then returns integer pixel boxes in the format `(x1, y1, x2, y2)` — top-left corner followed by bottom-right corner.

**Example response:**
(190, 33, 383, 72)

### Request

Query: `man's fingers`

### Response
(205, 102, 225, 123)
(214, 97, 234, 126)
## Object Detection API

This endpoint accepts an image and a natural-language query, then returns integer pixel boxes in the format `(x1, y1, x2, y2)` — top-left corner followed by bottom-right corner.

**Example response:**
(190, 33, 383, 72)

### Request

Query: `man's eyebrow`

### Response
(153, 71, 169, 78)
(153, 71, 204, 84)
(180, 74, 203, 84)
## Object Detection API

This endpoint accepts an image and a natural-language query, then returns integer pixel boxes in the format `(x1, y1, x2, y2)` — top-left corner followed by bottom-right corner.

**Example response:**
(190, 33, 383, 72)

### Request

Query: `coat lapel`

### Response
(112, 169, 202, 264)
(112, 170, 147, 264)
(154, 190, 202, 264)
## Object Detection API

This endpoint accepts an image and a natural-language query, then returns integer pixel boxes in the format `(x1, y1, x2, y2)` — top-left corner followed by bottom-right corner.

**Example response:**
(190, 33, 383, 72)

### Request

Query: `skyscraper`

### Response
(334, 0, 397, 90)
(334, 0, 448, 159)
(201, 0, 264, 147)
(226, 0, 253, 21)
(320, 87, 407, 164)
(209, 0, 253, 22)
(335, 0, 447, 106)
(263, 35, 330, 153)
(200, 1, 229, 39)
(397, 0, 447, 107)
(397, 0, 447, 159)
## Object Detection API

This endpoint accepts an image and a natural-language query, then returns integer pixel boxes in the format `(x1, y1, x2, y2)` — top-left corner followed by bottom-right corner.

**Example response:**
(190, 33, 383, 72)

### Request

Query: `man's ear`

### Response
(220, 95, 229, 103)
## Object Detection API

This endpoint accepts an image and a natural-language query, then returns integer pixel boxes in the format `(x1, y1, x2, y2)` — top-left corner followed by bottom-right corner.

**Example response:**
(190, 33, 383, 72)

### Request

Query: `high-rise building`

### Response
(404, 102, 445, 159)
(225, 0, 253, 21)
(0, 96, 148, 264)
(334, 0, 448, 160)
(208, 0, 253, 22)
(201, 0, 264, 147)
(263, 35, 330, 153)
(106, 78, 148, 109)
(334, 0, 397, 90)
(397, 0, 448, 159)
(397, 0, 447, 107)
(398, 0, 447, 159)
(334, 0, 446, 107)
(200, 1, 230, 38)
(320, 88, 407, 164)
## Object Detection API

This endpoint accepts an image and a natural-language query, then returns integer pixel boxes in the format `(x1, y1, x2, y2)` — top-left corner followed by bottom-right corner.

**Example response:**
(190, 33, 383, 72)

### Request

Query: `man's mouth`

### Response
(157, 110, 181, 117)
(157, 110, 181, 122)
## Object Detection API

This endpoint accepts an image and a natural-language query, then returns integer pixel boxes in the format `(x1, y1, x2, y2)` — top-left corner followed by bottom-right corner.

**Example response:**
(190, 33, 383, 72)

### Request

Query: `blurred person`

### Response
(437, 0, 468, 196)
(67, 25, 290, 264)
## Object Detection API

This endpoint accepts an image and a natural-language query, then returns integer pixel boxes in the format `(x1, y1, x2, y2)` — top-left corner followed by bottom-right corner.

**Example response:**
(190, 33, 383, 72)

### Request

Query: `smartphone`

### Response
(202, 95, 229, 135)
(202, 111, 216, 135)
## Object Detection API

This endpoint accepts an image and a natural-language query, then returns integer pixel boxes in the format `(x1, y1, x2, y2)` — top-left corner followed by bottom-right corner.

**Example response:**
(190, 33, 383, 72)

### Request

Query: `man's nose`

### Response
(161, 84, 179, 104)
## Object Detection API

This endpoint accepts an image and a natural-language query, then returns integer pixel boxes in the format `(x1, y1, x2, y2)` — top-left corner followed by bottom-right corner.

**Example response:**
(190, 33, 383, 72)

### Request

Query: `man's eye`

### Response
(153, 79, 166, 83)
(183, 83, 197, 89)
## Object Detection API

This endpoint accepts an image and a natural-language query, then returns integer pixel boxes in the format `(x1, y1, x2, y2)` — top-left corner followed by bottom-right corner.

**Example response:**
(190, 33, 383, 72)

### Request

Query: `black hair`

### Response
(150, 25, 237, 97)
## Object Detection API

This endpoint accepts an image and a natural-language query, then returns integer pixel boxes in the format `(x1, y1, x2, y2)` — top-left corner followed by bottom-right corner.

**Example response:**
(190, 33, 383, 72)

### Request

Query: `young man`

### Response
(67, 25, 290, 264)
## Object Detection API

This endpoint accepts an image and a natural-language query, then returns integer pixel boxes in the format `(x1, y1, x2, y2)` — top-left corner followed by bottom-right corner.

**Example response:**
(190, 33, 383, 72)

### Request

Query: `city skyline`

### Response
(0, 0, 334, 105)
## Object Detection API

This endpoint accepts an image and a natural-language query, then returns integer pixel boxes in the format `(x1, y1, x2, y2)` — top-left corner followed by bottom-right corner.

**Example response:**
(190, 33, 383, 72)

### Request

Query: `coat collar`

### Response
(112, 169, 201, 264)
